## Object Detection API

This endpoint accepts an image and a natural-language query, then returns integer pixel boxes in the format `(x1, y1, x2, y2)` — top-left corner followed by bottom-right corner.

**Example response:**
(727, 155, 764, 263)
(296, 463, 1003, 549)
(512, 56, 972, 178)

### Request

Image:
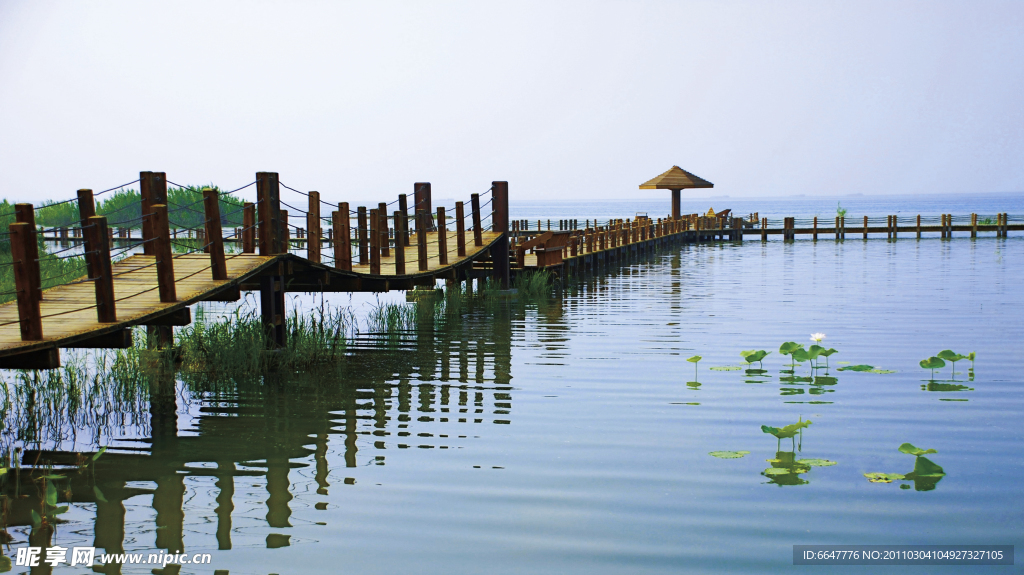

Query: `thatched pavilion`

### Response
(639, 166, 713, 219)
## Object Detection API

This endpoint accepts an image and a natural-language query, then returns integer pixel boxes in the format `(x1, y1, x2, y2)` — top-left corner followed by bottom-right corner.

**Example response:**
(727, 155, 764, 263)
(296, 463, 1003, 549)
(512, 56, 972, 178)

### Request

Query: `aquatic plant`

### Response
(779, 342, 804, 369)
(864, 443, 945, 491)
(836, 203, 847, 218)
(810, 333, 825, 344)
(761, 417, 812, 449)
(686, 355, 701, 379)
(936, 350, 967, 377)
(741, 350, 770, 370)
(709, 451, 749, 459)
(919, 356, 945, 378)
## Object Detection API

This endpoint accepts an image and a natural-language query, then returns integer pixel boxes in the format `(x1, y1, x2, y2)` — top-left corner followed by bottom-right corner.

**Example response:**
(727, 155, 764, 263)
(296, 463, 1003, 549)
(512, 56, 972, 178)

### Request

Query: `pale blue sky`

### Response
(1, 1, 1022, 203)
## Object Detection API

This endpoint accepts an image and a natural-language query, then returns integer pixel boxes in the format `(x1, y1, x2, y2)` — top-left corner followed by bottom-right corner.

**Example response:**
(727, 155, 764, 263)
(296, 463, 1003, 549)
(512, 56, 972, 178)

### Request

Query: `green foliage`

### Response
(709, 366, 742, 371)
(686, 355, 702, 363)
(919, 357, 945, 370)
(836, 201, 847, 218)
(741, 350, 769, 368)
(898, 443, 937, 457)
(779, 342, 803, 355)
(838, 364, 873, 372)
(864, 472, 905, 483)
(796, 458, 836, 467)
(936, 350, 966, 362)
(761, 418, 812, 439)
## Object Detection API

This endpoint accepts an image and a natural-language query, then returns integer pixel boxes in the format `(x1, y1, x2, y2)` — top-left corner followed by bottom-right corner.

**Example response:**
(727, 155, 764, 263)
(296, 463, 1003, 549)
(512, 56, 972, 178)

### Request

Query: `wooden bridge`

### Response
(0, 173, 510, 369)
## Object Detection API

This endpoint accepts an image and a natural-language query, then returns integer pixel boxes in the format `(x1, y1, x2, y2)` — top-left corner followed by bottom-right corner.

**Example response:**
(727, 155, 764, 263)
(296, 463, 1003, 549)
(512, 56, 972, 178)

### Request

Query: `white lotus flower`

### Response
(810, 333, 826, 343)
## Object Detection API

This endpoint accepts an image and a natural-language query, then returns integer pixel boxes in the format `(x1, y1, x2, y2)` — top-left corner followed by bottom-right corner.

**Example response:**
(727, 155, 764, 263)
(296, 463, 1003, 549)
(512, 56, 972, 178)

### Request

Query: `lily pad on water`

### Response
(763, 466, 809, 476)
(742, 350, 770, 364)
(868, 369, 897, 374)
(761, 419, 812, 439)
(936, 350, 967, 362)
(709, 366, 742, 371)
(709, 451, 750, 459)
(898, 443, 937, 456)
(838, 364, 874, 372)
(687, 355, 702, 363)
(864, 472, 905, 483)
(797, 458, 837, 467)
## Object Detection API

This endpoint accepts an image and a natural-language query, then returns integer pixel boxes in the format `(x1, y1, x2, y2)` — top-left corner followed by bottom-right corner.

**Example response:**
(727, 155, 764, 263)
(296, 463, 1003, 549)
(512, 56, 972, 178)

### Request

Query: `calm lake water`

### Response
(2, 218, 1022, 573)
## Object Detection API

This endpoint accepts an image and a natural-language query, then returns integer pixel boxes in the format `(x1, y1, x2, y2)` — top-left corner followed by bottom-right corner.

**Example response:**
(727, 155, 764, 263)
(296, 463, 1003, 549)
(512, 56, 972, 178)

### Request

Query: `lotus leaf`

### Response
(709, 451, 750, 459)
(710, 366, 742, 371)
(797, 459, 837, 467)
(967, 352, 975, 362)
(838, 364, 874, 372)
(742, 350, 769, 364)
(864, 472, 905, 483)
(920, 357, 945, 370)
(937, 350, 966, 362)
(779, 342, 803, 355)
(813, 376, 838, 385)
(898, 443, 937, 456)
(761, 419, 812, 439)
(791, 348, 810, 362)
(687, 355, 702, 363)
(818, 348, 838, 357)
(807, 345, 824, 359)
(868, 369, 897, 374)
(763, 466, 809, 476)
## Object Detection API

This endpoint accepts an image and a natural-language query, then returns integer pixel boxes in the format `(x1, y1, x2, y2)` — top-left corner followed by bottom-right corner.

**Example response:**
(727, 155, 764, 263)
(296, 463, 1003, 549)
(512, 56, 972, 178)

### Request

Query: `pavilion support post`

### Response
(256, 172, 282, 255)
(378, 202, 390, 257)
(242, 202, 256, 253)
(9, 222, 43, 340)
(471, 193, 483, 247)
(14, 204, 41, 305)
(437, 206, 448, 266)
(335, 202, 352, 271)
(455, 201, 467, 257)
(202, 188, 227, 281)
(308, 191, 321, 263)
(357, 207, 368, 265)
(671, 189, 681, 220)
(415, 183, 433, 230)
(491, 181, 510, 290)
(140, 172, 167, 256)
(85, 216, 116, 323)
(398, 194, 410, 246)
(393, 210, 406, 275)
(417, 209, 429, 272)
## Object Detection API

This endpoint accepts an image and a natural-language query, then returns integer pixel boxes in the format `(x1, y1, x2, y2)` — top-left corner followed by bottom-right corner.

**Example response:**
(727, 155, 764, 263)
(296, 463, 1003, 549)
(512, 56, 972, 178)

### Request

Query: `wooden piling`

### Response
(813, 216, 818, 240)
(761, 217, 767, 242)
(491, 181, 510, 289)
(242, 202, 256, 253)
(971, 213, 977, 238)
(86, 216, 116, 323)
(417, 209, 429, 272)
(863, 216, 868, 240)
(917, 214, 921, 239)
(455, 201, 467, 257)
(202, 188, 227, 281)
(336, 202, 352, 270)
(9, 222, 43, 340)
(471, 193, 483, 247)
(357, 206, 368, 264)
(415, 183, 433, 230)
(151, 204, 176, 303)
(14, 204, 41, 305)
(378, 202, 390, 257)
(308, 191, 322, 263)
(256, 172, 282, 255)
(140, 172, 167, 256)
(394, 210, 406, 275)
(437, 206, 448, 266)
(398, 194, 410, 246)
(369, 208, 381, 275)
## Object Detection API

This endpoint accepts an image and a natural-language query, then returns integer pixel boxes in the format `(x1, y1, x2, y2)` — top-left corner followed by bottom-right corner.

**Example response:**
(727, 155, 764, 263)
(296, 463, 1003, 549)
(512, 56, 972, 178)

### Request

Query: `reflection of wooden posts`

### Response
(393, 211, 406, 275)
(9, 222, 42, 340)
(266, 458, 293, 529)
(215, 462, 235, 550)
(242, 202, 256, 253)
(202, 188, 227, 281)
(369, 209, 381, 275)
(378, 202, 390, 257)
(151, 204, 176, 303)
(414, 182, 432, 230)
(417, 210, 429, 271)
(455, 201, 466, 257)
(357, 207, 368, 264)
(14, 204, 41, 305)
(86, 216, 116, 322)
(140, 172, 167, 256)
(153, 474, 185, 554)
(308, 191, 321, 263)
(471, 193, 483, 246)
(491, 181, 510, 289)
(256, 172, 282, 255)
(335, 202, 351, 271)
(261, 275, 286, 349)
(398, 194, 410, 246)
(437, 207, 448, 265)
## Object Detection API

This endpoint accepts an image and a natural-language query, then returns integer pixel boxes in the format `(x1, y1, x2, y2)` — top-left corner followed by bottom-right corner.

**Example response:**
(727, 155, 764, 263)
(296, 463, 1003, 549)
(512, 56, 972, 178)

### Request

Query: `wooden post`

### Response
(369, 208, 381, 275)
(414, 182, 433, 230)
(256, 172, 282, 255)
(971, 213, 977, 238)
(281, 210, 290, 247)
(151, 204, 176, 303)
(813, 216, 818, 240)
(357, 207, 368, 264)
(260, 275, 286, 349)
(455, 201, 467, 257)
(86, 216, 116, 322)
(202, 188, 227, 281)
(417, 209, 429, 271)
(893, 215, 898, 240)
(9, 222, 43, 340)
(140, 172, 167, 256)
(761, 217, 767, 242)
(471, 193, 483, 247)
(242, 202, 256, 252)
(398, 194, 410, 246)
(437, 206, 448, 265)
(863, 215, 869, 240)
(308, 191, 321, 263)
(671, 189, 681, 219)
(491, 181, 510, 289)
(14, 204, 41, 305)
(393, 210, 406, 275)
(841, 216, 845, 239)
(336, 202, 352, 271)
(377, 202, 390, 257)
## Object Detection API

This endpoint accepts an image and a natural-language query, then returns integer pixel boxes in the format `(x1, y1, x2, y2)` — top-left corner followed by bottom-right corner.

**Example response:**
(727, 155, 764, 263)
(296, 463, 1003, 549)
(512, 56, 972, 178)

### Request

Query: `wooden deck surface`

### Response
(350, 231, 501, 275)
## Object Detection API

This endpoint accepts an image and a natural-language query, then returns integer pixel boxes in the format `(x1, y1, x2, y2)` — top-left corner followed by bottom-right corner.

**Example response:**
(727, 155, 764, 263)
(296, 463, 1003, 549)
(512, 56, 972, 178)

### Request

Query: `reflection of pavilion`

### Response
(8, 305, 529, 571)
